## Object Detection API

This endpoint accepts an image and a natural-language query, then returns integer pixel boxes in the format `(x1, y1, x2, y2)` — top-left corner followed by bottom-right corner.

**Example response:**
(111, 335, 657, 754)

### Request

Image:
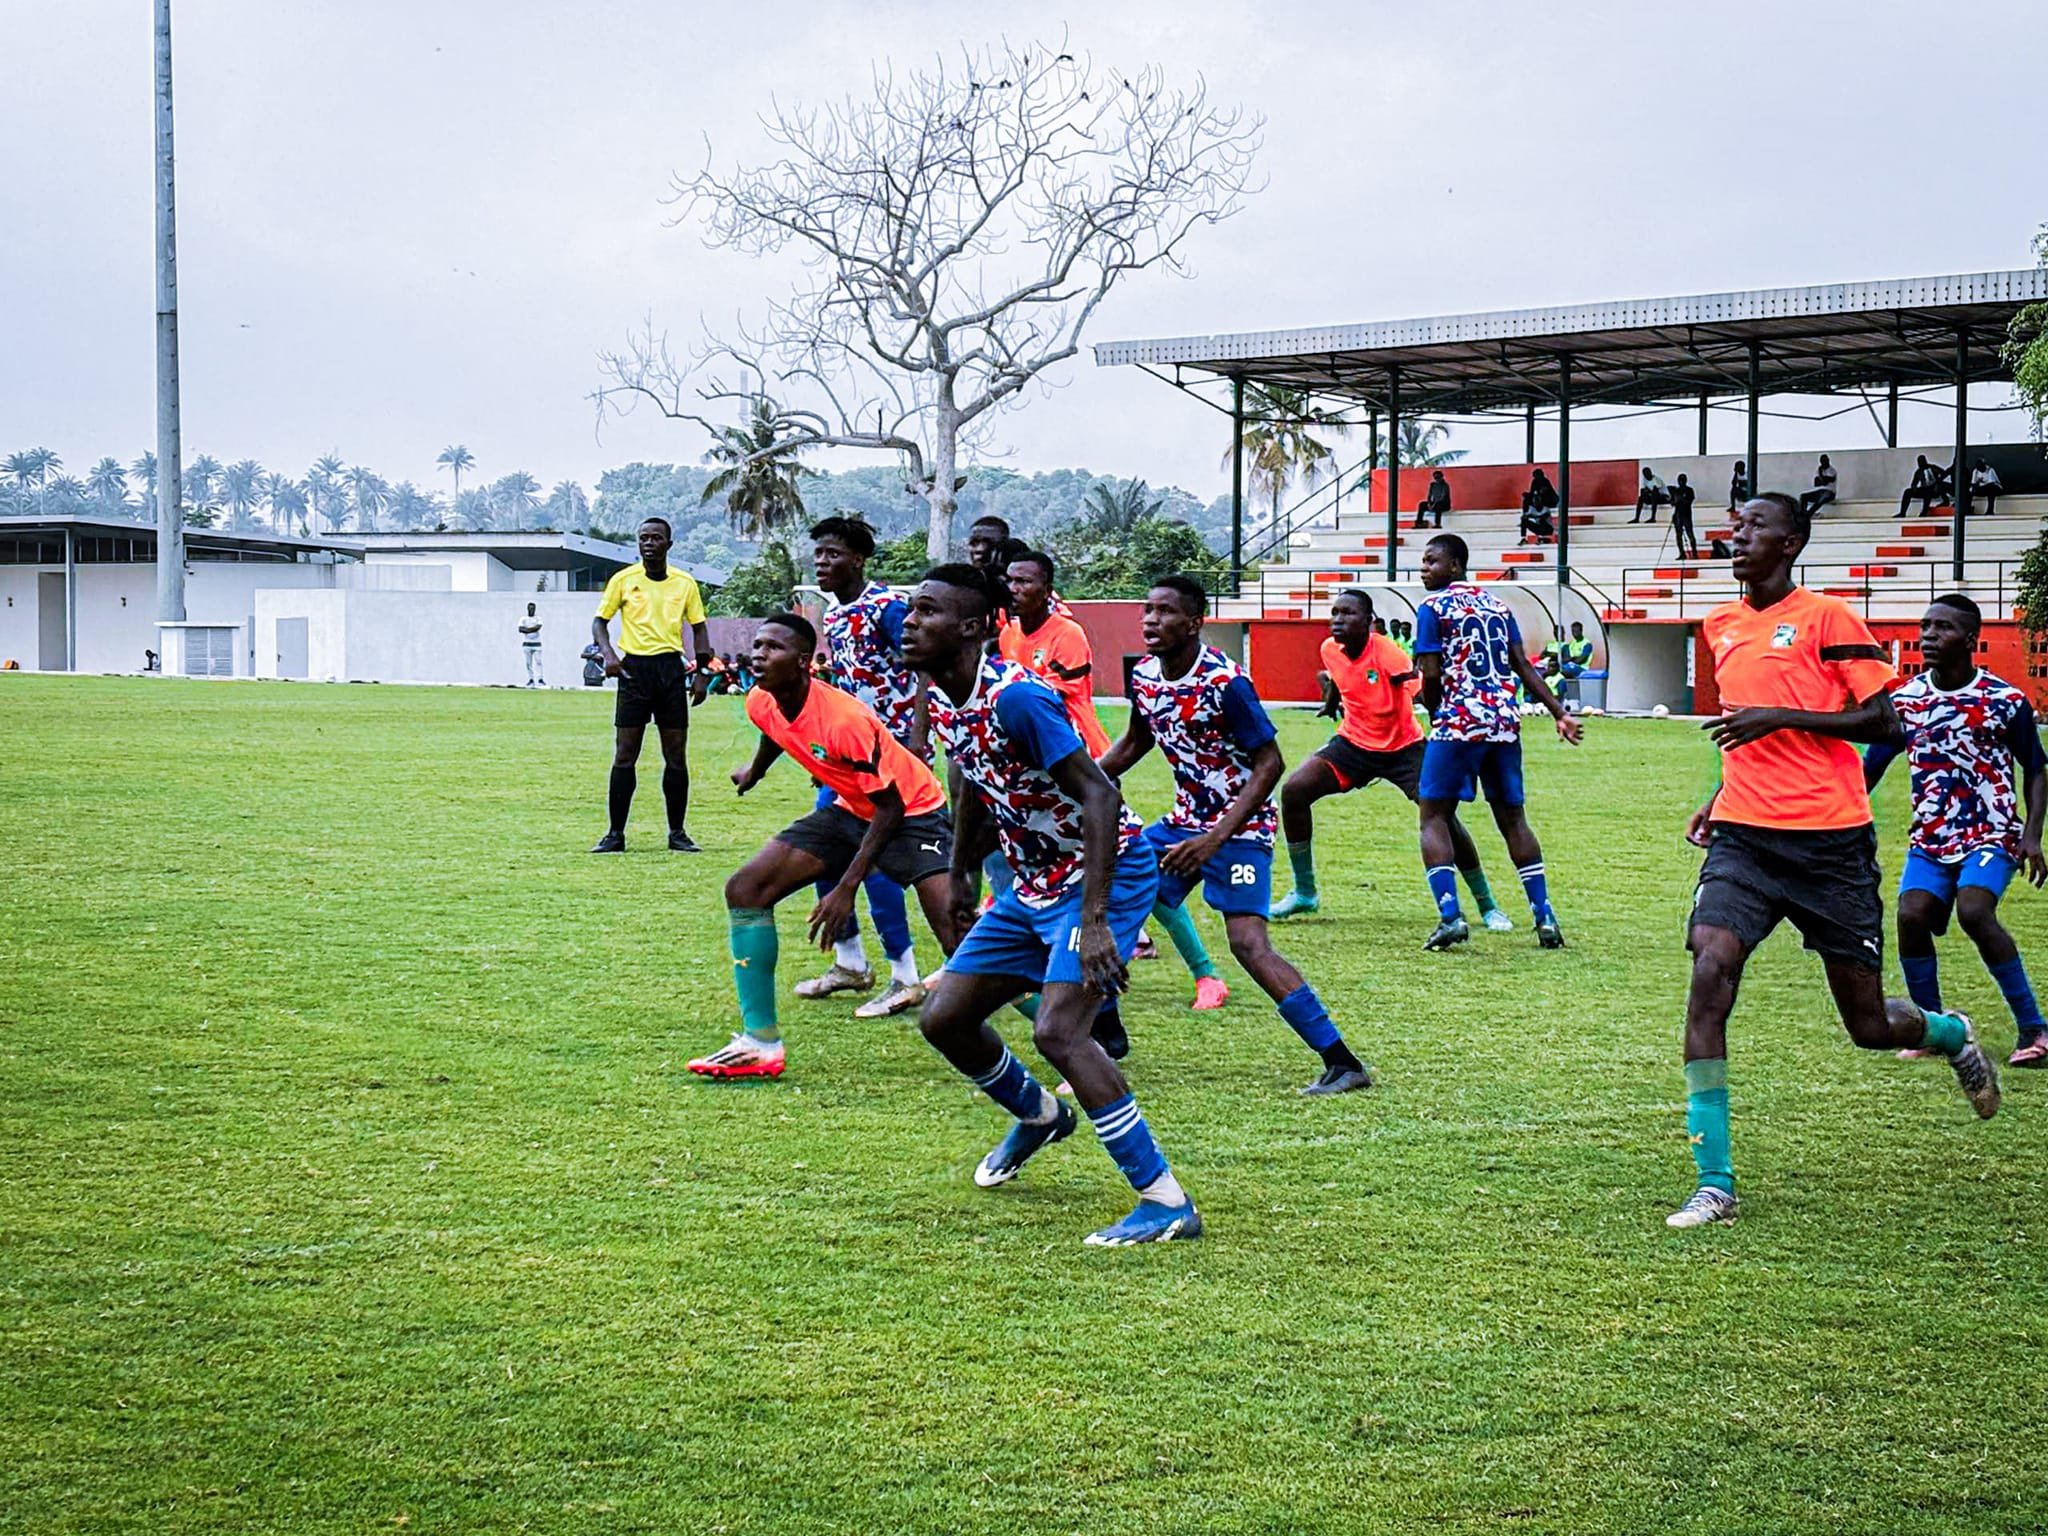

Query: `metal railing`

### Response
(1237, 453, 1379, 577)
(1609, 557, 2021, 620)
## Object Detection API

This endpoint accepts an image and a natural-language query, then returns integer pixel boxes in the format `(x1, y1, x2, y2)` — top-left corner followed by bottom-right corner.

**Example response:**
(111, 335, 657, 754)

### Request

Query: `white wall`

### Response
(361, 550, 515, 592)
(255, 587, 608, 685)
(1605, 623, 1692, 713)
(0, 568, 40, 668)
(1646, 445, 1949, 509)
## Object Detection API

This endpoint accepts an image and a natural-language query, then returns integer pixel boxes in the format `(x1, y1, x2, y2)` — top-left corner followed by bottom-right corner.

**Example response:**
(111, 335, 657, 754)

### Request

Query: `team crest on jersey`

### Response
(1032, 647, 1048, 667)
(809, 743, 828, 761)
(1365, 668, 1380, 684)
(1771, 624, 1798, 648)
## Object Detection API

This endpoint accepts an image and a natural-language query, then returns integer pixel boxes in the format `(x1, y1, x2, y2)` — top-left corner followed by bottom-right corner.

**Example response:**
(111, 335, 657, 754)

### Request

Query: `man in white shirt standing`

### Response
(517, 603, 544, 687)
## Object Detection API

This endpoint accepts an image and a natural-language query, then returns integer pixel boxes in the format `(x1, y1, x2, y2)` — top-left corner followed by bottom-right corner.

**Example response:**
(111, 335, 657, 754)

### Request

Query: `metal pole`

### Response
(1745, 341, 1761, 501)
(1386, 369, 1402, 582)
(1366, 410, 1379, 522)
(1229, 375, 1245, 596)
(1525, 402, 1536, 465)
(1886, 378, 1899, 448)
(1952, 330, 1968, 582)
(155, 0, 186, 623)
(64, 525, 78, 671)
(1557, 355, 1572, 595)
(1697, 393, 1709, 456)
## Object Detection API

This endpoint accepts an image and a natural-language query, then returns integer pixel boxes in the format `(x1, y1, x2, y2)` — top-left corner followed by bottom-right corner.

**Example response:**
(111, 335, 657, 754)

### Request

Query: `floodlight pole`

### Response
(154, 0, 186, 623)
(1745, 341, 1761, 500)
(1386, 367, 1402, 582)
(1229, 374, 1245, 597)
(1952, 329, 1969, 581)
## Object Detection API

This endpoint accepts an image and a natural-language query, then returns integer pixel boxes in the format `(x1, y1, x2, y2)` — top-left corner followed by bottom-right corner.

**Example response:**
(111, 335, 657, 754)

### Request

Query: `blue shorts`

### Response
(949, 841, 1160, 988)
(1418, 737, 1525, 806)
(1144, 821, 1273, 917)
(1900, 846, 2018, 905)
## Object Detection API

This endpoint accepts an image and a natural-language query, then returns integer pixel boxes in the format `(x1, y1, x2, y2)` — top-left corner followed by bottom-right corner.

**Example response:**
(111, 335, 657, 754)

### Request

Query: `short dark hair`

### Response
(761, 610, 817, 653)
(1751, 491, 1808, 550)
(922, 562, 1001, 620)
(1151, 574, 1208, 616)
(1427, 532, 1469, 572)
(808, 514, 876, 558)
(1930, 592, 1982, 631)
(1332, 587, 1373, 618)
(970, 514, 1010, 538)
(1009, 548, 1056, 585)
(639, 516, 672, 536)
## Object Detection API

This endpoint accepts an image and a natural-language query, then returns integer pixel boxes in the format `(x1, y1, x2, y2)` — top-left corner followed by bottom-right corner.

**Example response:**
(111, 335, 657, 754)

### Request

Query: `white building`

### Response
(0, 517, 725, 686)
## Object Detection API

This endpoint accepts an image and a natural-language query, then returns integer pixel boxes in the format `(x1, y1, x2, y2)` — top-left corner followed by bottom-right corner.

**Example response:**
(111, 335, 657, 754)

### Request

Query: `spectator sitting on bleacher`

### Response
(1519, 468, 1559, 544)
(1898, 454, 1953, 516)
(1971, 458, 2002, 516)
(1632, 466, 1669, 524)
(1669, 473, 1700, 558)
(1413, 470, 1451, 530)
(1728, 460, 1750, 511)
(1799, 454, 1838, 515)
(1560, 623, 1594, 680)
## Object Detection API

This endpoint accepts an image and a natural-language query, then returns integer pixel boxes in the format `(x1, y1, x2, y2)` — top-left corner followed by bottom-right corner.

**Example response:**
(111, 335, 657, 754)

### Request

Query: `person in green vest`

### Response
(1560, 623, 1594, 680)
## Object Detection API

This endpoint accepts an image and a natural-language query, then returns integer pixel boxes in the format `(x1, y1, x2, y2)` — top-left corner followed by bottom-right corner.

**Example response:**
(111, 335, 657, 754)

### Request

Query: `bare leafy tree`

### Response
(596, 40, 1261, 559)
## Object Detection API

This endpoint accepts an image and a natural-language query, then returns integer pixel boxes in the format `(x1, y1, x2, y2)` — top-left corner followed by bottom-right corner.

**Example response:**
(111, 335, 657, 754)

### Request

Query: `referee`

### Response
(591, 517, 711, 853)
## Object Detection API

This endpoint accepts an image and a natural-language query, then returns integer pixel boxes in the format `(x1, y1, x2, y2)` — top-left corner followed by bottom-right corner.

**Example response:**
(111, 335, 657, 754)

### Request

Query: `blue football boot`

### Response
(1083, 1196, 1203, 1247)
(973, 1100, 1077, 1188)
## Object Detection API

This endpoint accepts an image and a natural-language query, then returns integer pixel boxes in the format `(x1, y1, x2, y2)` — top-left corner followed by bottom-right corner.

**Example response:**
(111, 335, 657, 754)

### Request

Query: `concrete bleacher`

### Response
(1221, 445, 2046, 626)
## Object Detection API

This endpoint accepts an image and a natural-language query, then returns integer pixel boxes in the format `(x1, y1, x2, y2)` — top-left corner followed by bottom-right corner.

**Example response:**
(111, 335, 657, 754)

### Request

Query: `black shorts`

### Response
(774, 804, 954, 887)
(614, 652, 691, 730)
(1313, 737, 1423, 798)
(1689, 823, 1884, 970)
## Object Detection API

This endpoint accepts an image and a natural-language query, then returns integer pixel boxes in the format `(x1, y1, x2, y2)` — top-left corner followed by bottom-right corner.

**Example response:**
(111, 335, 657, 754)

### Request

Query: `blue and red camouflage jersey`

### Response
(1413, 582, 1524, 743)
(822, 580, 922, 756)
(1128, 644, 1279, 846)
(928, 656, 1142, 909)
(1882, 669, 2043, 861)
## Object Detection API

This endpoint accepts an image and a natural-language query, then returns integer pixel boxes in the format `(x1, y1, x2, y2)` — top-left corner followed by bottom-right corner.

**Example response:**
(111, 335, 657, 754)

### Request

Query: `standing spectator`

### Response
(1728, 461, 1750, 511)
(1899, 455, 1953, 517)
(1971, 458, 2003, 517)
(1632, 466, 1669, 524)
(1669, 473, 1701, 558)
(1800, 454, 1838, 515)
(1414, 470, 1452, 531)
(1519, 468, 1559, 544)
(517, 602, 544, 686)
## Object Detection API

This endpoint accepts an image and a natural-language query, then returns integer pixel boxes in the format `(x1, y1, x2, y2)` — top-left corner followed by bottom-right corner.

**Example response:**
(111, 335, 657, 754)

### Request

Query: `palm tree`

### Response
(260, 473, 308, 535)
(489, 471, 541, 529)
(4, 451, 37, 496)
(87, 457, 130, 511)
(436, 445, 475, 508)
(185, 453, 222, 522)
(345, 465, 390, 532)
(1079, 479, 1164, 542)
(1361, 419, 1466, 471)
(544, 480, 589, 531)
(701, 397, 819, 541)
(13, 447, 63, 514)
(130, 453, 158, 516)
(221, 459, 264, 531)
(307, 455, 347, 534)
(45, 474, 88, 511)
(1229, 386, 1338, 534)
(451, 486, 492, 530)
(385, 481, 440, 530)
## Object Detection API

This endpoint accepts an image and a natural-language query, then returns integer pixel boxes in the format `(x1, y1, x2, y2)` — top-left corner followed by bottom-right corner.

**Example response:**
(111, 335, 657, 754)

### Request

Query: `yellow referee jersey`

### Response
(596, 562, 706, 656)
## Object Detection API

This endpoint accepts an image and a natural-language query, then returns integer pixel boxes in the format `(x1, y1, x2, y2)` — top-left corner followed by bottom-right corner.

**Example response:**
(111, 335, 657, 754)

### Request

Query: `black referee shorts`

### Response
(614, 652, 692, 730)
(774, 805, 954, 888)
(1689, 822, 1884, 970)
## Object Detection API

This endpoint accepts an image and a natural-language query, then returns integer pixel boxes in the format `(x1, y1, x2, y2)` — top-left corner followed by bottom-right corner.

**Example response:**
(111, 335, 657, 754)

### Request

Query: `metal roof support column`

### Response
(1386, 368, 1402, 582)
(65, 524, 78, 671)
(1745, 341, 1761, 499)
(1229, 374, 1245, 597)
(1952, 330, 1969, 581)
(1367, 411, 1379, 520)
(1886, 379, 1899, 448)
(1525, 402, 1536, 465)
(1698, 394, 1709, 455)
(1556, 355, 1572, 590)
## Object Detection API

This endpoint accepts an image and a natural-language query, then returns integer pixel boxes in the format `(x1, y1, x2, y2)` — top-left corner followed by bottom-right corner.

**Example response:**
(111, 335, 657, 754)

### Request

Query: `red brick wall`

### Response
(1247, 620, 1330, 703)
(1367, 458, 1643, 515)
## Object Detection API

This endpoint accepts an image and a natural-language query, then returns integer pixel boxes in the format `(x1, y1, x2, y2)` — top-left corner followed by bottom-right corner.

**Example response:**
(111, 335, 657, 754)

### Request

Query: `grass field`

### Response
(4, 674, 2046, 1534)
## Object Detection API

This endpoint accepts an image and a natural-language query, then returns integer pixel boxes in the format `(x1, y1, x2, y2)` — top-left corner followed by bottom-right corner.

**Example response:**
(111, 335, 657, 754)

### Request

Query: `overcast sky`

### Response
(6, 0, 2045, 504)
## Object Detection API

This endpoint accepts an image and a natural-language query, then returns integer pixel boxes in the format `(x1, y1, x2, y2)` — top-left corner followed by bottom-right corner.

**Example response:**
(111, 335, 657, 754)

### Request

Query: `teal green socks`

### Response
(1684, 1058, 1733, 1193)
(729, 907, 781, 1043)
(1919, 1008, 1968, 1057)
(1462, 864, 1501, 916)
(1151, 900, 1220, 981)
(1286, 840, 1317, 898)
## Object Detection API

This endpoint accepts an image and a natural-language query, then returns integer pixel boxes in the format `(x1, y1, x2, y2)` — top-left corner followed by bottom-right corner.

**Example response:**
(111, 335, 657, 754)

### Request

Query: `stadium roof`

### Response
(339, 531, 726, 586)
(0, 512, 351, 561)
(1095, 267, 2048, 415)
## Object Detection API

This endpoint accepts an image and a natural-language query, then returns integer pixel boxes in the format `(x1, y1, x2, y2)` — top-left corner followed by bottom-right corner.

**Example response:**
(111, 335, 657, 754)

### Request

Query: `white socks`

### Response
(834, 936, 868, 972)
(1140, 1171, 1187, 1206)
(889, 951, 922, 986)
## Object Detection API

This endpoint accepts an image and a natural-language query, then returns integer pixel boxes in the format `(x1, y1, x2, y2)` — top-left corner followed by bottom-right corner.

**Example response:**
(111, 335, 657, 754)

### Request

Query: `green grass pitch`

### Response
(3, 675, 2045, 1534)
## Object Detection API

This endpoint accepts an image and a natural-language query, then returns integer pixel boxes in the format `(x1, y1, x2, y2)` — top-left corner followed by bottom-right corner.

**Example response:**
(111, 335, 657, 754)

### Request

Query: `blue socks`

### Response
(1087, 1092, 1168, 1192)
(1988, 956, 2047, 1040)
(970, 1046, 1053, 1123)
(1517, 861, 1554, 925)
(1277, 984, 1341, 1052)
(1426, 864, 1463, 921)
(1900, 952, 1943, 1013)
(863, 871, 913, 962)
